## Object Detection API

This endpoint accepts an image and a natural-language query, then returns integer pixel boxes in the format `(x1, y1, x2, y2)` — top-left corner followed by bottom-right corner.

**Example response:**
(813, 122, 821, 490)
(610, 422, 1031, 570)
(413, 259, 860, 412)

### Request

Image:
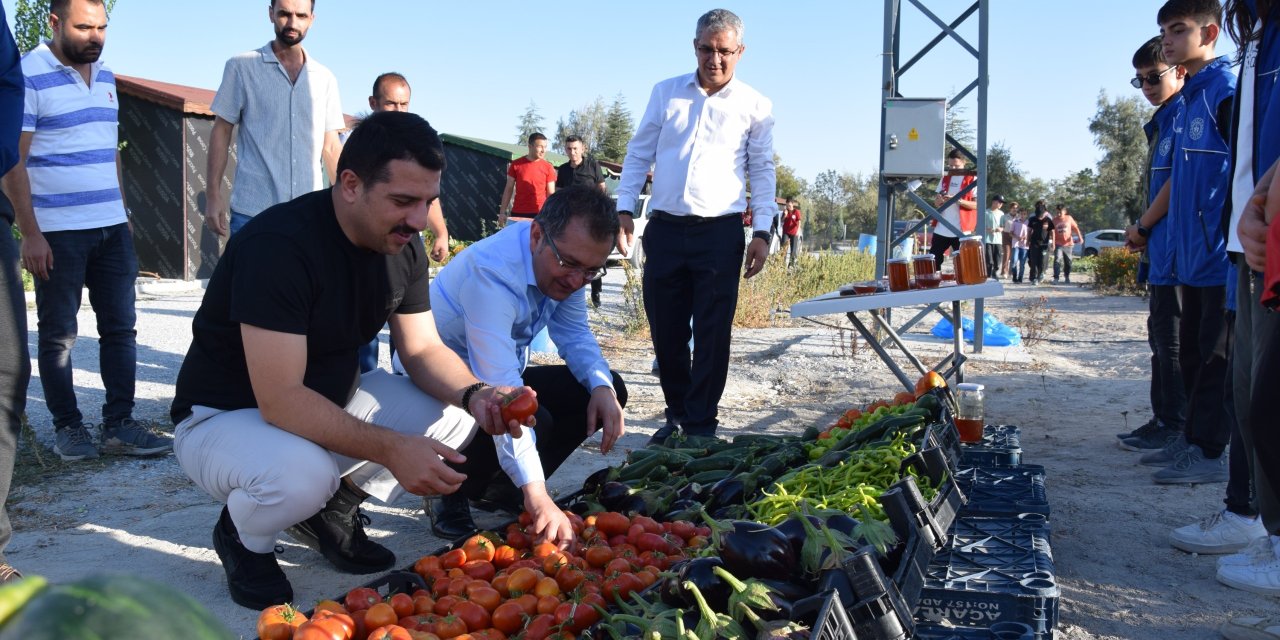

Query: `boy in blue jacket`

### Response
(1128, 0, 1236, 485)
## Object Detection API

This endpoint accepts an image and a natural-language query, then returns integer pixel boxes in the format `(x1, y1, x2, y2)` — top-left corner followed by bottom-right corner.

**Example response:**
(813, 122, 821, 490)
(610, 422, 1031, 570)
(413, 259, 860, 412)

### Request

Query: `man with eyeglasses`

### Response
(616, 8, 776, 444)
(427, 186, 627, 540)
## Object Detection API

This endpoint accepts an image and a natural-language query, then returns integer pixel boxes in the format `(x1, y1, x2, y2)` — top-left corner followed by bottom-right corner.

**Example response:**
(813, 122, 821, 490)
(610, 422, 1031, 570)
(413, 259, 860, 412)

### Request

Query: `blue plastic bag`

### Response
(931, 313, 1022, 346)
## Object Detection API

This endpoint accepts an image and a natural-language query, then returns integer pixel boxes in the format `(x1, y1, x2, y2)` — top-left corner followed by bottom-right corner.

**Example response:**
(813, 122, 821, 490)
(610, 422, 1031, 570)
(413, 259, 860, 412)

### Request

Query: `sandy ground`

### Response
(6, 267, 1277, 638)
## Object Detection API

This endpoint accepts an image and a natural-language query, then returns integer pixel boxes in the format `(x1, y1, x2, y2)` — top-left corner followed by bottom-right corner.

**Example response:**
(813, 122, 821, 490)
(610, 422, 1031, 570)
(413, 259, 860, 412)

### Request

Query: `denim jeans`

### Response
(229, 211, 253, 236)
(1011, 247, 1028, 281)
(34, 222, 137, 430)
(1053, 246, 1074, 280)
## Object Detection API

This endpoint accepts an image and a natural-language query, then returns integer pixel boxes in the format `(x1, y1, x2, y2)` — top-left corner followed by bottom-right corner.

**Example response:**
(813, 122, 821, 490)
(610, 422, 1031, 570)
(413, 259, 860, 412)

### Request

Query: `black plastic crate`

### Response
(810, 589, 859, 640)
(841, 547, 913, 640)
(917, 514, 1058, 637)
(953, 465, 1049, 519)
(912, 621, 1039, 640)
(958, 425, 1023, 468)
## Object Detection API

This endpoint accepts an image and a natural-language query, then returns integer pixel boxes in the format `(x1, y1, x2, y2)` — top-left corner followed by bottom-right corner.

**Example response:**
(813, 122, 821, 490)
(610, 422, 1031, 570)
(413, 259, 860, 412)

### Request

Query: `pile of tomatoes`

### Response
(257, 509, 711, 640)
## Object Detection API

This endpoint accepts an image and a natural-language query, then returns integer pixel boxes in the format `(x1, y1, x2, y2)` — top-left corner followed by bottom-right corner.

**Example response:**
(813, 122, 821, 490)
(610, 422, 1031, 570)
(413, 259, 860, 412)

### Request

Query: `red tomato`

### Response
(555, 564, 586, 592)
(593, 512, 630, 537)
(584, 545, 614, 568)
(413, 556, 443, 578)
(460, 560, 496, 582)
(310, 610, 355, 639)
(451, 600, 491, 633)
(604, 557, 632, 577)
(441, 548, 468, 570)
(554, 601, 601, 633)
(468, 586, 502, 612)
(345, 586, 381, 612)
(257, 603, 307, 640)
(500, 389, 538, 424)
(291, 620, 346, 640)
(491, 544, 520, 569)
(507, 567, 540, 594)
(490, 601, 526, 635)
(365, 602, 400, 630)
(433, 595, 460, 616)
(389, 592, 416, 618)
(413, 595, 436, 615)
(536, 594, 559, 615)
(462, 534, 496, 563)
(368, 625, 415, 640)
(523, 614, 556, 640)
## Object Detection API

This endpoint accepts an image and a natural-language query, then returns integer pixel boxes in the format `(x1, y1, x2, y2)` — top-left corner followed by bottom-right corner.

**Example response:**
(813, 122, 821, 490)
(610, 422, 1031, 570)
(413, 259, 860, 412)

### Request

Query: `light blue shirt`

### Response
(431, 223, 614, 486)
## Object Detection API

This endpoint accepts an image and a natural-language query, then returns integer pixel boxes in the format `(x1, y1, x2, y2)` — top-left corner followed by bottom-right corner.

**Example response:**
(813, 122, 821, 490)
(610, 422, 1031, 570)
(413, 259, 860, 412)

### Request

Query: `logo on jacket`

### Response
(1190, 117, 1204, 141)
(1159, 137, 1172, 157)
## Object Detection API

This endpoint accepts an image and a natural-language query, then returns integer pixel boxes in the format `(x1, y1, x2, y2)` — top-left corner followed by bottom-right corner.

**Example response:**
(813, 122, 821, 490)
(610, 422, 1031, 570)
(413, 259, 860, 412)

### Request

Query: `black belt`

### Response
(650, 210, 742, 225)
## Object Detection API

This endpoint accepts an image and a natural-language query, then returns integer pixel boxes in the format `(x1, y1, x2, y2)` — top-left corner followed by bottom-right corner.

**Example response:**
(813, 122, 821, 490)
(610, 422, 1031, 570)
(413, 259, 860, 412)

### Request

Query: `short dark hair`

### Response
(50, 0, 104, 19)
(947, 148, 966, 162)
(1034, 199, 1048, 214)
(337, 111, 445, 187)
(564, 135, 583, 146)
(371, 72, 409, 99)
(1133, 36, 1167, 68)
(528, 132, 547, 145)
(1158, 0, 1223, 27)
(270, 0, 316, 9)
(538, 186, 619, 245)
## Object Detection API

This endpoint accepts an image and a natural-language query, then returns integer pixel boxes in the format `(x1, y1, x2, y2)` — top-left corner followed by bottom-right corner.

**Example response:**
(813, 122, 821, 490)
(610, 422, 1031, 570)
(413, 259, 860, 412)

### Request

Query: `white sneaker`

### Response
(1220, 536, 1278, 569)
(1216, 537, 1280, 597)
(1170, 510, 1267, 554)
(1220, 615, 1280, 640)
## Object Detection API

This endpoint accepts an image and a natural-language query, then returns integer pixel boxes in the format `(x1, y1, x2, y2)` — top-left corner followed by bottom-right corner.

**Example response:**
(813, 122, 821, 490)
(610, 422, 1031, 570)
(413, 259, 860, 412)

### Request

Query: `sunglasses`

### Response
(1130, 66, 1178, 88)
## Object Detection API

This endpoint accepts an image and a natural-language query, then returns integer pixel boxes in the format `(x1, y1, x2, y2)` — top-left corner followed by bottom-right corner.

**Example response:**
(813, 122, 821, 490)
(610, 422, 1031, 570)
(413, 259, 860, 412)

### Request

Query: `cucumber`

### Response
(682, 454, 740, 474)
(685, 469, 733, 484)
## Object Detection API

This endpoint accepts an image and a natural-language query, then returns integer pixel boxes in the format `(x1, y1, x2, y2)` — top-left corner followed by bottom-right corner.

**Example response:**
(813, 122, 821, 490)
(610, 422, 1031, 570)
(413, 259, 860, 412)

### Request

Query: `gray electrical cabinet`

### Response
(882, 97, 947, 178)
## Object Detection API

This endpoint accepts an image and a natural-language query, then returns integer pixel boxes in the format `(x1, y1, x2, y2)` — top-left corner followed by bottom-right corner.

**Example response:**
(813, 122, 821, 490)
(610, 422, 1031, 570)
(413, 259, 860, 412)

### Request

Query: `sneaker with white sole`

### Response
(1220, 536, 1277, 569)
(1152, 444, 1227, 484)
(1220, 615, 1280, 640)
(101, 419, 173, 456)
(53, 424, 99, 461)
(1216, 538, 1280, 597)
(1140, 433, 1188, 467)
(1169, 510, 1267, 554)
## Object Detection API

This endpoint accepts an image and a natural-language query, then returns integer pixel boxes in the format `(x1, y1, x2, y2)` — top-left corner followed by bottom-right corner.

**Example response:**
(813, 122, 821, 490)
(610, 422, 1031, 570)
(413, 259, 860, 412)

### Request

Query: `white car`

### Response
(610, 194, 650, 268)
(1075, 229, 1127, 257)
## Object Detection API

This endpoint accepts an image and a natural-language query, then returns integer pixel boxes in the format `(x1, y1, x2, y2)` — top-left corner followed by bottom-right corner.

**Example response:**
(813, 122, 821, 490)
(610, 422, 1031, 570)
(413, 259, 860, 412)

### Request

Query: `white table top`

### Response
(790, 280, 1005, 318)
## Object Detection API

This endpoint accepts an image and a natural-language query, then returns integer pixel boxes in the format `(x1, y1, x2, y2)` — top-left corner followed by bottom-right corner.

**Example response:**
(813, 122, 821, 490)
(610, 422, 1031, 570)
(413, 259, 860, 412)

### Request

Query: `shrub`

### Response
(1090, 247, 1144, 295)
(734, 250, 876, 328)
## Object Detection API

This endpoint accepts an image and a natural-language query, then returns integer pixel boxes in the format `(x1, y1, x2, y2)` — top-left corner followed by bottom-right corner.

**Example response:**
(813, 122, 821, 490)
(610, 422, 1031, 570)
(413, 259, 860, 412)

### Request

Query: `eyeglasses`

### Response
(696, 45, 742, 59)
(1130, 66, 1178, 88)
(540, 223, 607, 281)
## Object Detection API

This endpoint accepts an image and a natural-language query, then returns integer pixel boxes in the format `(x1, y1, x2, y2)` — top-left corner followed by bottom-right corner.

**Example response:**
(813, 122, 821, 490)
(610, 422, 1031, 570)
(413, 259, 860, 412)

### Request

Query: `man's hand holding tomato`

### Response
(522, 481, 574, 548)
(586, 386, 624, 454)
(467, 385, 537, 438)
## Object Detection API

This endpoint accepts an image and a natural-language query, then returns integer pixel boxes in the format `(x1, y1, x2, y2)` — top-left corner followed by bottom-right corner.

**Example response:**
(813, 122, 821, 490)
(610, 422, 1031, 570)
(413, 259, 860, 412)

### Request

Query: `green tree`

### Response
(598, 93, 634, 163)
(514, 100, 545, 144)
(841, 172, 879, 237)
(774, 154, 807, 201)
(985, 142, 1030, 206)
(1048, 168, 1107, 232)
(1089, 91, 1153, 227)
(804, 170, 853, 249)
(945, 102, 976, 153)
(552, 96, 608, 154)
(14, 0, 116, 53)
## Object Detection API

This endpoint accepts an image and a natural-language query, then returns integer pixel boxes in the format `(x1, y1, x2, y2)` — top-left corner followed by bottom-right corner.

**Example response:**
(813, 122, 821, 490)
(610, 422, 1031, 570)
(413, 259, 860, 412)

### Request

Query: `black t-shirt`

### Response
(556, 157, 604, 189)
(1028, 213, 1055, 248)
(170, 189, 431, 422)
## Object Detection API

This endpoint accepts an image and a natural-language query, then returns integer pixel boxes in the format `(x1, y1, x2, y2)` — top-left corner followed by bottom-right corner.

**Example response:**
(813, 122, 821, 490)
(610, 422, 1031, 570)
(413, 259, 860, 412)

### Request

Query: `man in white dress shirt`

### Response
(614, 8, 776, 444)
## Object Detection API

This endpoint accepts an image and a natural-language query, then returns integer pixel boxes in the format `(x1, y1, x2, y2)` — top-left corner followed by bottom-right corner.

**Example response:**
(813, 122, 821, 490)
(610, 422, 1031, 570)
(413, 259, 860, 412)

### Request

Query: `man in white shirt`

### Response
(204, 0, 344, 237)
(615, 9, 776, 443)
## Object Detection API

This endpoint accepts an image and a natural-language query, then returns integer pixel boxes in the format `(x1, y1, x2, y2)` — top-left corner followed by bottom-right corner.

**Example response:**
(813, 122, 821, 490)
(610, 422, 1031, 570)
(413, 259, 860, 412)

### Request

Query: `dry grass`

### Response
(1008, 295, 1060, 348)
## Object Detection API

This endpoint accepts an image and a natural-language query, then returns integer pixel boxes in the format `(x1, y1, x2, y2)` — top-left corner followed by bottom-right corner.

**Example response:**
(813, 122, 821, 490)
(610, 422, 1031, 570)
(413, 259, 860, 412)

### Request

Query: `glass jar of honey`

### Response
(887, 257, 911, 292)
(956, 236, 987, 285)
(913, 254, 937, 277)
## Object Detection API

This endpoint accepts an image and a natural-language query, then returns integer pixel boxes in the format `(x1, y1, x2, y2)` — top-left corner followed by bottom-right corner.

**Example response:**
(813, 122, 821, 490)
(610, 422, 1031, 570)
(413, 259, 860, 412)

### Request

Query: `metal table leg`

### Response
(846, 311, 916, 392)
(952, 300, 964, 383)
(868, 308, 930, 377)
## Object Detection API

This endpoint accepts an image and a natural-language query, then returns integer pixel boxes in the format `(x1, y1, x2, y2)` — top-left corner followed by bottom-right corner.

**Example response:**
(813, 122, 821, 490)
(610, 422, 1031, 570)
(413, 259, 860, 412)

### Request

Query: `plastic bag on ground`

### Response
(930, 313, 1022, 346)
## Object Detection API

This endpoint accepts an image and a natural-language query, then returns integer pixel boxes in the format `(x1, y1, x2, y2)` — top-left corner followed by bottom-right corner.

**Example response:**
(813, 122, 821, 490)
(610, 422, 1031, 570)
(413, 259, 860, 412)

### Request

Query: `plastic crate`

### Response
(901, 446, 967, 536)
(917, 514, 1058, 637)
(959, 425, 1023, 468)
(810, 589, 860, 640)
(912, 621, 1038, 639)
(840, 547, 913, 640)
(953, 465, 1050, 519)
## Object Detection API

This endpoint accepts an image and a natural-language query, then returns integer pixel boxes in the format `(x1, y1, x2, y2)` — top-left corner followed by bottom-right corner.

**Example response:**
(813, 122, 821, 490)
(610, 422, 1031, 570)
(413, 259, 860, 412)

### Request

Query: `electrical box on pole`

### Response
(882, 98, 947, 178)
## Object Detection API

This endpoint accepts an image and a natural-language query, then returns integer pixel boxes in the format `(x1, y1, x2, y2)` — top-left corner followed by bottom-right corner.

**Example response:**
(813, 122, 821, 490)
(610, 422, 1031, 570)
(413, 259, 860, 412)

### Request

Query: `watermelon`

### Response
(0, 574, 234, 639)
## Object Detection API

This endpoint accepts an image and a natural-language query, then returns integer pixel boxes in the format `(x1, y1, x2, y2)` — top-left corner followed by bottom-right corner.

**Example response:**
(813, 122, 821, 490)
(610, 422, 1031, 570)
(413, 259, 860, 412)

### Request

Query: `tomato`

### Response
(257, 603, 308, 640)
(507, 567, 540, 594)
(448, 577, 472, 597)
(433, 615, 467, 640)
(369, 626, 415, 640)
(292, 620, 347, 640)
(532, 594, 557, 615)
(533, 576, 561, 599)
(388, 592, 415, 619)
(461, 560, 496, 582)
(414, 556, 443, 577)
(634, 532, 670, 554)
(523, 614, 556, 640)
(606, 534, 627, 547)
(491, 544, 520, 569)
(400, 614, 432, 631)
(580, 592, 606, 610)
(364, 602, 400, 630)
(345, 586, 381, 613)
(513, 593, 538, 616)
(500, 388, 538, 424)
(441, 548, 468, 570)
(461, 534, 496, 563)
(603, 573, 643, 605)
(540, 551, 568, 576)
(313, 600, 348, 616)
(915, 370, 946, 397)
(555, 564, 586, 592)
(433, 595, 460, 616)
(505, 529, 532, 550)
(451, 600, 491, 633)
(593, 512, 630, 537)
(409, 632, 442, 640)
(554, 601, 601, 633)
(686, 534, 709, 549)
(625, 523, 645, 546)
(311, 610, 355, 639)
(490, 574, 510, 598)
(604, 557, 632, 577)
(583, 545, 613, 569)
(531, 542, 561, 559)
(467, 586, 502, 612)
(351, 609, 369, 640)
(413, 595, 437, 615)
(490, 601, 526, 635)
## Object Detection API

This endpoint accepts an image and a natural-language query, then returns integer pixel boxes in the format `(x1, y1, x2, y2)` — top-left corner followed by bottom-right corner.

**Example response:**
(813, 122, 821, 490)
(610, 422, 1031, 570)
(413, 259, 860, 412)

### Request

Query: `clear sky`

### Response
(1, 0, 1239, 188)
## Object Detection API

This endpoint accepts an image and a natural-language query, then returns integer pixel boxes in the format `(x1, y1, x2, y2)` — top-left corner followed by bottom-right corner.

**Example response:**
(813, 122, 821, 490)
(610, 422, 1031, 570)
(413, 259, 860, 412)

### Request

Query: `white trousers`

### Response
(173, 370, 477, 553)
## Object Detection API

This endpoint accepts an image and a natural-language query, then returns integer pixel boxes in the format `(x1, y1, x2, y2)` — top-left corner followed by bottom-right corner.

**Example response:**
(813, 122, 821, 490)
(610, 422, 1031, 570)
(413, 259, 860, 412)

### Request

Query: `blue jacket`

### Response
(1149, 56, 1235, 287)
(1144, 99, 1180, 206)
(1222, 0, 1280, 247)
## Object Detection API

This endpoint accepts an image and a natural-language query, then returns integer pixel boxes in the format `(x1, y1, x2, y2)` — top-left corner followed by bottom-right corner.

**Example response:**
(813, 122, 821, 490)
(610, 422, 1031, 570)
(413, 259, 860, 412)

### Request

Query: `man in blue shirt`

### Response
(429, 186, 627, 540)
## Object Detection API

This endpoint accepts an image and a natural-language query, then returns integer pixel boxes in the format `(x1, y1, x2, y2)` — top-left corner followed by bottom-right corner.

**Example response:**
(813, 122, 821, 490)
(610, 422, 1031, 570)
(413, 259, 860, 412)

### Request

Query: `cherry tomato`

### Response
(500, 389, 538, 424)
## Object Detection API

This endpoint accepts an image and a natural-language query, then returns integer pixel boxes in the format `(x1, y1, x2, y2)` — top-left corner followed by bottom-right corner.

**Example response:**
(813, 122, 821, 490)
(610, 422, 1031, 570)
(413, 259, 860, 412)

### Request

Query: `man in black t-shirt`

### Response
(556, 135, 608, 307)
(170, 113, 533, 611)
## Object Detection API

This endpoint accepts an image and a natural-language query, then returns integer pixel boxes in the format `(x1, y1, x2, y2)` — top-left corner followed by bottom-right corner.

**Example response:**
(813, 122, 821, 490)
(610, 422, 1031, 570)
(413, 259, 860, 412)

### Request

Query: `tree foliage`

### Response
(774, 154, 807, 201)
(13, 0, 116, 53)
(552, 96, 608, 154)
(598, 93, 634, 163)
(1088, 91, 1152, 228)
(514, 100, 545, 145)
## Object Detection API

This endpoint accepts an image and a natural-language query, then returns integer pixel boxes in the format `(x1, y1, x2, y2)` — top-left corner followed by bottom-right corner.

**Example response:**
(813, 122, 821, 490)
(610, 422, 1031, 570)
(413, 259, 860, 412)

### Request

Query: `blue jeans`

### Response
(1011, 247, 1027, 281)
(358, 338, 379, 374)
(229, 211, 253, 236)
(34, 223, 138, 429)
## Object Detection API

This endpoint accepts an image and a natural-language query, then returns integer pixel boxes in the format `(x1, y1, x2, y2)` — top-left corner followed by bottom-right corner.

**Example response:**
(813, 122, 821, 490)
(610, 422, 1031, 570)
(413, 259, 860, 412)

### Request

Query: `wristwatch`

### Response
(1136, 224, 1150, 238)
(618, 211, 634, 217)
(752, 230, 772, 244)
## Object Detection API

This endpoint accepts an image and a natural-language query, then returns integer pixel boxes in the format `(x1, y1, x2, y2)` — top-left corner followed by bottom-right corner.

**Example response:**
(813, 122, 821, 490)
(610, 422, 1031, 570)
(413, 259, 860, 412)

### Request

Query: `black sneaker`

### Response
(1117, 417, 1159, 442)
(647, 423, 679, 447)
(1121, 427, 1181, 452)
(430, 492, 478, 540)
(283, 483, 395, 574)
(211, 506, 292, 610)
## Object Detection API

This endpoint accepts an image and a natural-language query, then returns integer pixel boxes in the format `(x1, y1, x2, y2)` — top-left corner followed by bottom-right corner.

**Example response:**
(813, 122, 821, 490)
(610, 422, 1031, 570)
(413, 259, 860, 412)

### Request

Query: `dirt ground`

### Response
(6, 269, 1276, 638)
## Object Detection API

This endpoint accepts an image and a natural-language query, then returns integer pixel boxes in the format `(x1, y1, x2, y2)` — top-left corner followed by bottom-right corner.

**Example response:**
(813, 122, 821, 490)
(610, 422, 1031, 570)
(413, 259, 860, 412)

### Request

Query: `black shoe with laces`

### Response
(211, 506, 292, 610)
(431, 492, 478, 540)
(471, 482, 524, 516)
(647, 423, 679, 447)
(284, 483, 395, 574)
(1117, 417, 1159, 442)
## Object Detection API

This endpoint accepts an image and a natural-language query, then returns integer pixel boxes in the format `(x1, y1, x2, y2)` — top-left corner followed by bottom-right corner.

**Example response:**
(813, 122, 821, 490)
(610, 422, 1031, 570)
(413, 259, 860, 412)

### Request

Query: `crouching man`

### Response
(169, 112, 532, 609)
(425, 186, 628, 539)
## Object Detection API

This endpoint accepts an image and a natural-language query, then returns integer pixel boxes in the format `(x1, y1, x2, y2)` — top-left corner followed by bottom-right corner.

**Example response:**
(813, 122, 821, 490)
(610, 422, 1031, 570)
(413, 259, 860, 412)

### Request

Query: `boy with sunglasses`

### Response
(1125, 0, 1236, 487)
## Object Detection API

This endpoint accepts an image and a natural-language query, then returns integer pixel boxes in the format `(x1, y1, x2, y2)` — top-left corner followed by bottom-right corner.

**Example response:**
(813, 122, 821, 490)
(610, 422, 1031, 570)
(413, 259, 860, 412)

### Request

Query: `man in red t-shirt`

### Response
(499, 133, 557, 225)
(782, 199, 802, 265)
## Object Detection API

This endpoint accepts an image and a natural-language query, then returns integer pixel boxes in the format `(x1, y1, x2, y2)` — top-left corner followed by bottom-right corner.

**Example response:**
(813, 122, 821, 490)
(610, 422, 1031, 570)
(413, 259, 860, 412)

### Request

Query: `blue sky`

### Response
(2, 1, 1238, 187)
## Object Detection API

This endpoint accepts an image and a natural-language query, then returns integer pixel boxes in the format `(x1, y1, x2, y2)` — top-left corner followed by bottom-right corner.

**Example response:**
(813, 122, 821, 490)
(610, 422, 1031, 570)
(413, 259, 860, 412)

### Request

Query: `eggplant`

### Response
(717, 520, 797, 582)
(614, 493, 651, 516)
(675, 483, 702, 503)
(582, 466, 616, 494)
(671, 556, 731, 611)
(704, 477, 746, 512)
(823, 513, 861, 539)
(758, 578, 815, 603)
(596, 481, 633, 511)
(774, 515, 823, 560)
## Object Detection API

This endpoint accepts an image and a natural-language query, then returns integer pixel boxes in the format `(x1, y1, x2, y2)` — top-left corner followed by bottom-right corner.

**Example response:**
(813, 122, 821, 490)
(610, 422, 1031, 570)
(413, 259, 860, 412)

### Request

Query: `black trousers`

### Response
(1148, 285, 1187, 432)
(1178, 285, 1231, 458)
(1238, 263, 1280, 534)
(451, 366, 628, 499)
(1027, 245, 1048, 282)
(1223, 309, 1255, 516)
(985, 243, 1002, 279)
(0, 223, 28, 561)
(642, 213, 744, 434)
(929, 234, 960, 269)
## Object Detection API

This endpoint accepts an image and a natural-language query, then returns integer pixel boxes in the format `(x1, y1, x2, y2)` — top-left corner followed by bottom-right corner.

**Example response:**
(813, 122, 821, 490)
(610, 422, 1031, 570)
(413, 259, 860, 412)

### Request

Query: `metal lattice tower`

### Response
(875, 0, 990, 351)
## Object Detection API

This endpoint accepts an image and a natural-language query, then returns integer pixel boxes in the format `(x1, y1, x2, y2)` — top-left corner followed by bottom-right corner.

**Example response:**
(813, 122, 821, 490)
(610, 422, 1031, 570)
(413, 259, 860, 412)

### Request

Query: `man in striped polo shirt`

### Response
(0, 0, 171, 461)
(204, 0, 344, 238)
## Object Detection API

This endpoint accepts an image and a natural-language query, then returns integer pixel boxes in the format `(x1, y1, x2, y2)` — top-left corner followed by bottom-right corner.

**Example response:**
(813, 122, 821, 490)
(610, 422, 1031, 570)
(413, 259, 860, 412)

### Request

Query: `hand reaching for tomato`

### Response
(523, 482, 575, 549)
(469, 385, 537, 438)
(586, 386, 624, 454)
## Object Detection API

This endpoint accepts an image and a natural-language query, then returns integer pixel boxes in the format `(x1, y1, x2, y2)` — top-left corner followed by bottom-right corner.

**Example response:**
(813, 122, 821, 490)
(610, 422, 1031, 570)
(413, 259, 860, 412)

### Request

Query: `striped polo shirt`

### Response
(211, 42, 344, 217)
(20, 41, 125, 232)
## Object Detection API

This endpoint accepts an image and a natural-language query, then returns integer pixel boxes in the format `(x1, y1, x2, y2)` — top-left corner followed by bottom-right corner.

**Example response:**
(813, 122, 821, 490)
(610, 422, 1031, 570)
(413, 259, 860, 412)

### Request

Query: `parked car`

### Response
(1075, 229, 1126, 257)
(610, 194, 651, 268)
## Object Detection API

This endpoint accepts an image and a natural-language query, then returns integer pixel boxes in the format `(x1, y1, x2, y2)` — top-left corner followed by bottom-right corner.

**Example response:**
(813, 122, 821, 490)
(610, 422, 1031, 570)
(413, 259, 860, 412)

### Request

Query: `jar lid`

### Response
(956, 383, 985, 391)
(887, 257, 908, 263)
(912, 254, 934, 260)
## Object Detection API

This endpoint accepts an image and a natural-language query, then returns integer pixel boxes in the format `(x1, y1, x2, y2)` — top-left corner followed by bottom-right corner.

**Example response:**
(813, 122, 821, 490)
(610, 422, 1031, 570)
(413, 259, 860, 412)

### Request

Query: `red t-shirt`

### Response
(507, 157, 557, 215)
(783, 209, 802, 236)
